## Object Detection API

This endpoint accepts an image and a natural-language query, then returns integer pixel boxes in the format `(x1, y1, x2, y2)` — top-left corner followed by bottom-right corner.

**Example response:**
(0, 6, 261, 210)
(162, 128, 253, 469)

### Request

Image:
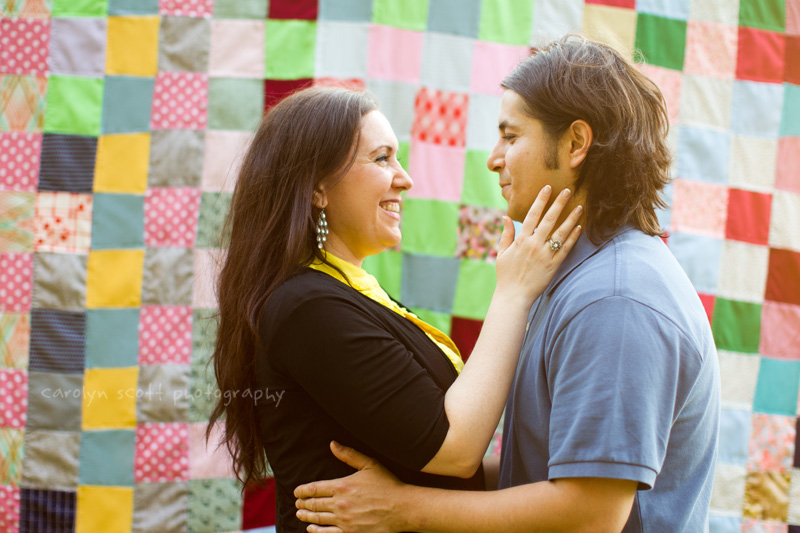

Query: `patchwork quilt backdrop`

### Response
(1, 0, 799, 531)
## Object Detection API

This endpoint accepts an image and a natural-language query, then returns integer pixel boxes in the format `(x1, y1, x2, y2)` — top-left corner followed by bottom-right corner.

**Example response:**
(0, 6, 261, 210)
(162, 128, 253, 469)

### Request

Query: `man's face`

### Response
(487, 90, 573, 222)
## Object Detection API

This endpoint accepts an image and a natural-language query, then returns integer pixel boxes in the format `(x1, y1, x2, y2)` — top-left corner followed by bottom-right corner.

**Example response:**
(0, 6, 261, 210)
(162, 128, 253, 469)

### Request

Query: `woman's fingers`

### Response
(546, 204, 583, 252)
(518, 185, 552, 236)
(497, 216, 515, 255)
(528, 187, 572, 241)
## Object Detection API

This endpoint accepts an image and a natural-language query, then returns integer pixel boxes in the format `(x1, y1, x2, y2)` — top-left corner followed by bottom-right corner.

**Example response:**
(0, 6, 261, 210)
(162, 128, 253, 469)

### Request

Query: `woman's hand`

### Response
(495, 186, 582, 303)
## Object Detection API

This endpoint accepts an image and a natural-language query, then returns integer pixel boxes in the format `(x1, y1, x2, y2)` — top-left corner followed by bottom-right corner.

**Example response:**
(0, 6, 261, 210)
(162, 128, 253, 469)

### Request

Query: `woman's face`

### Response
(319, 110, 413, 266)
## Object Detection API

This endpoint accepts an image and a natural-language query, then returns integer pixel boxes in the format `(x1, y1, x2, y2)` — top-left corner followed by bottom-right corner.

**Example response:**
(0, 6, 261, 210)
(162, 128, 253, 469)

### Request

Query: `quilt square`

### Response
(192, 248, 221, 309)
(195, 192, 231, 249)
(456, 205, 504, 262)
(200, 130, 249, 193)
(769, 191, 800, 253)
(75, 485, 133, 533)
(532, 0, 584, 43)
(1, 0, 51, 17)
(0, 471, 21, 519)
(207, 77, 264, 131)
(138, 305, 193, 365)
(399, 254, 459, 313)
(21, 429, 81, 487)
(26, 372, 83, 431)
(470, 41, 529, 97)
(420, 32, 474, 93)
(635, 14, 688, 71)
(213, 0, 267, 18)
(372, 0, 429, 31)
(208, 19, 265, 78)
(736, 27, 787, 85)
(683, 21, 738, 79)
(241, 479, 277, 529)
(319, 0, 372, 21)
(134, 422, 190, 483)
(31, 253, 87, 311)
(365, 80, 417, 141)
(478, 0, 534, 46)
(726, 188, 772, 245)
(689, 0, 740, 25)
(142, 247, 194, 305)
(366, 25, 424, 84)
(0, 133, 42, 192)
(81, 367, 139, 430)
(676, 126, 730, 183)
(0, 253, 32, 312)
(361, 250, 403, 302)
(670, 178, 728, 238)
(263, 78, 313, 111)
(399, 199, 459, 257)
(269, 0, 317, 19)
(313, 21, 368, 80)
(449, 316, 482, 361)
(187, 478, 242, 533)
(719, 408, 752, 466)
(427, 0, 481, 38)
(265, 19, 317, 80)
(90, 193, 144, 249)
(150, 72, 208, 130)
(38, 134, 97, 193)
(0, 18, 50, 76)
(406, 141, 465, 202)
(766, 248, 800, 307)
(42, 75, 104, 137)
(0, 75, 47, 132)
(637, 64, 683, 126)
(158, 15, 210, 73)
(33, 192, 92, 253)
(85, 309, 140, 368)
(679, 73, 732, 131)
(717, 240, 770, 303)
(159, 0, 213, 17)
(189, 421, 235, 479)
(0, 369, 27, 429)
(461, 149, 506, 210)
(743, 471, 791, 521)
(0, 313, 30, 370)
(776, 138, 800, 195)
(753, 357, 800, 417)
(712, 298, 762, 354)
(760, 301, 800, 359)
(19, 488, 76, 532)
(188, 350, 216, 422)
(131, 481, 188, 533)
(669, 232, 723, 294)
(581, 4, 638, 58)
(729, 135, 778, 190)
(78, 430, 135, 486)
(781, 83, 800, 137)
(719, 350, 760, 409)
(144, 187, 202, 248)
(47, 17, 107, 77)
(136, 364, 191, 423)
(109, 0, 160, 15)
(786, 36, 800, 85)
(411, 88, 468, 148)
(85, 249, 145, 309)
(28, 309, 86, 374)
(452, 258, 496, 320)
(0, 191, 34, 252)
(51, 0, 107, 16)
(748, 413, 796, 472)
(739, 0, 786, 32)
(94, 133, 150, 194)
(636, 0, 691, 19)
(105, 16, 160, 77)
(790, 0, 800, 35)
(149, 130, 204, 188)
(101, 76, 156, 135)
(731, 80, 784, 138)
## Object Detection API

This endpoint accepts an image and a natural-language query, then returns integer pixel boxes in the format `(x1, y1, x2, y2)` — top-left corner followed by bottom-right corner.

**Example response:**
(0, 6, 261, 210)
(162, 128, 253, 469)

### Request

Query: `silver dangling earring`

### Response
(316, 208, 328, 249)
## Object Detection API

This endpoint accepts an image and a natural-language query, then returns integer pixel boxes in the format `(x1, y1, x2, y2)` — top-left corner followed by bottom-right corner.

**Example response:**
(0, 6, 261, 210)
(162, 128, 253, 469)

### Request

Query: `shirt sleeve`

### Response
(545, 296, 694, 489)
(263, 294, 450, 472)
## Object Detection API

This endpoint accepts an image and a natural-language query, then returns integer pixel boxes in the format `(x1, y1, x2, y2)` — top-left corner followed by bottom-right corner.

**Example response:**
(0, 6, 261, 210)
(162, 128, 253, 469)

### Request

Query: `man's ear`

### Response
(312, 186, 327, 209)
(567, 120, 593, 169)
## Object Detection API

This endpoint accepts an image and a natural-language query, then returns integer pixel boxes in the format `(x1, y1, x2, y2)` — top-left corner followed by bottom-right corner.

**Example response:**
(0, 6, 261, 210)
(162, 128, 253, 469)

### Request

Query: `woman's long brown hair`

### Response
(207, 87, 377, 487)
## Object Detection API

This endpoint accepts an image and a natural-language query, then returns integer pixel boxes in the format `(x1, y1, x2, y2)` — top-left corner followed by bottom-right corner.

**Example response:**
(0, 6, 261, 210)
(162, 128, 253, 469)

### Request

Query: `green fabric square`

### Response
(452, 258, 496, 320)
(188, 479, 243, 532)
(90, 193, 145, 249)
(78, 430, 135, 485)
(711, 298, 762, 353)
(739, 0, 785, 32)
(410, 307, 452, 335)
(635, 14, 688, 71)
(85, 309, 140, 367)
(400, 199, 459, 257)
(461, 149, 506, 210)
(372, 0, 429, 31)
(196, 192, 232, 248)
(44, 76, 104, 136)
(478, 0, 534, 45)
(265, 20, 316, 80)
(362, 249, 403, 301)
(208, 78, 264, 131)
(190, 309, 218, 422)
(52, 0, 108, 16)
(753, 357, 800, 416)
(101, 76, 155, 134)
(214, 0, 267, 19)
(780, 83, 800, 137)
(108, 0, 158, 15)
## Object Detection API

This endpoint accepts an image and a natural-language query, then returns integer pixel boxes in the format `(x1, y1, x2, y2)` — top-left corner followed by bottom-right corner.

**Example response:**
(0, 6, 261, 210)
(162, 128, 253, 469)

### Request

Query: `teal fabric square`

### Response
(753, 357, 800, 416)
(319, 0, 373, 21)
(213, 0, 268, 19)
(401, 254, 460, 313)
(85, 309, 140, 368)
(427, 0, 481, 38)
(108, 0, 158, 15)
(90, 193, 145, 249)
(188, 479, 242, 533)
(78, 430, 135, 485)
(780, 82, 800, 137)
(101, 76, 156, 134)
(207, 78, 264, 131)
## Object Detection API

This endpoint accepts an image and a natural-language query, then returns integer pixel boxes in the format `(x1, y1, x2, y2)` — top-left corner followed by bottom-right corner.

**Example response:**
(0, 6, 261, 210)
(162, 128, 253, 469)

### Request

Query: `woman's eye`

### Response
(375, 155, 390, 163)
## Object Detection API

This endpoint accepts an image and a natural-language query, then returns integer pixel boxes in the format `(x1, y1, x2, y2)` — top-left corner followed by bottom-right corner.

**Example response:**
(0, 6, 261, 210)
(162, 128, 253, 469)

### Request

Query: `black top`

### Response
(255, 269, 484, 532)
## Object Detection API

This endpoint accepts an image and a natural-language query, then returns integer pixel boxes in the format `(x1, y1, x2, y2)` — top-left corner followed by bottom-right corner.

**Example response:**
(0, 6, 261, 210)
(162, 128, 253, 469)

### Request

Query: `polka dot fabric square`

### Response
(0, 369, 27, 429)
(0, 485, 20, 533)
(158, 0, 214, 17)
(0, 253, 32, 312)
(150, 72, 209, 131)
(411, 88, 469, 148)
(134, 422, 190, 483)
(0, 18, 50, 76)
(0, 133, 42, 192)
(138, 305, 192, 365)
(144, 187, 201, 247)
(33, 192, 93, 254)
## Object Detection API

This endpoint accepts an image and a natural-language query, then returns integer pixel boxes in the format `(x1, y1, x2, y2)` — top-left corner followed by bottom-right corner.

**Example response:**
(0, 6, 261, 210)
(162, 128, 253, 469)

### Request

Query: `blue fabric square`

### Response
(318, 0, 373, 21)
(420, 32, 474, 92)
(753, 357, 800, 416)
(90, 193, 145, 249)
(427, 0, 482, 37)
(675, 126, 730, 183)
(38, 134, 97, 192)
(101, 76, 156, 134)
(400, 254, 460, 313)
(85, 309, 140, 368)
(730, 80, 784, 138)
(667, 232, 723, 294)
(20, 488, 76, 532)
(78, 430, 136, 485)
(29, 309, 86, 374)
(708, 515, 741, 533)
(108, 0, 158, 15)
(657, 182, 673, 230)
(717, 408, 750, 465)
(780, 82, 800, 137)
(635, 0, 690, 19)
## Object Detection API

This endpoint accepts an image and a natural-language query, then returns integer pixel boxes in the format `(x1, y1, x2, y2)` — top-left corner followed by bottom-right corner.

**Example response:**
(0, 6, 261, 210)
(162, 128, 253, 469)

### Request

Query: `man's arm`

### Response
(295, 443, 637, 533)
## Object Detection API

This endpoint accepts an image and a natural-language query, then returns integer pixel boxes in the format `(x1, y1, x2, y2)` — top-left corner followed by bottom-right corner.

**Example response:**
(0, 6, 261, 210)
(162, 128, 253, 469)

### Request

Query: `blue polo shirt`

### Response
(498, 227, 720, 532)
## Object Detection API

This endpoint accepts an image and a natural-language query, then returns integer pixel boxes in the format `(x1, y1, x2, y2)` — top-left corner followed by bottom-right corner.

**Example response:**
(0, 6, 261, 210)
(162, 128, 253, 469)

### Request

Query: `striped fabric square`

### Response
(0, 312, 30, 370)
(19, 488, 76, 533)
(37, 134, 97, 193)
(29, 309, 86, 374)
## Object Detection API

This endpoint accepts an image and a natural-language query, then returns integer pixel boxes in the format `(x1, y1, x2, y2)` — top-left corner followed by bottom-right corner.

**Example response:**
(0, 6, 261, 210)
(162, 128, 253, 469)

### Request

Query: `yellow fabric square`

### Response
(105, 16, 160, 76)
(94, 134, 150, 193)
(582, 4, 637, 60)
(86, 249, 145, 308)
(82, 367, 139, 429)
(76, 485, 134, 533)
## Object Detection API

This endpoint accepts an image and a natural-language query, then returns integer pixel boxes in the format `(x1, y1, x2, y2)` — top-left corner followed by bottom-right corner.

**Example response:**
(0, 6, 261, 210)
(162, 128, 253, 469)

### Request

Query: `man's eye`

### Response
(502, 135, 515, 141)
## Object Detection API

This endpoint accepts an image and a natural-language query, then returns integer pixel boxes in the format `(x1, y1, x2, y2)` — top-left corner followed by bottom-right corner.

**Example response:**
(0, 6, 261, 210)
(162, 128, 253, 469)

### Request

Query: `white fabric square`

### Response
(689, 0, 741, 26)
(314, 21, 369, 79)
(466, 93, 501, 151)
(728, 135, 778, 191)
(718, 350, 760, 409)
(788, 469, 800, 525)
(717, 240, 769, 303)
(531, 0, 583, 44)
(679, 74, 732, 130)
(769, 191, 800, 253)
(49, 17, 108, 76)
(201, 130, 252, 193)
(637, 0, 691, 19)
(208, 19, 265, 78)
(365, 79, 418, 142)
(419, 32, 474, 93)
(731, 80, 784, 139)
(709, 462, 747, 514)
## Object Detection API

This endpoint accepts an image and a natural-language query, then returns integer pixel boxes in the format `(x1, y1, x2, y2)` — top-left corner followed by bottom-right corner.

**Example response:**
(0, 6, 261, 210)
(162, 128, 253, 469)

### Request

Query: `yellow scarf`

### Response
(309, 253, 464, 374)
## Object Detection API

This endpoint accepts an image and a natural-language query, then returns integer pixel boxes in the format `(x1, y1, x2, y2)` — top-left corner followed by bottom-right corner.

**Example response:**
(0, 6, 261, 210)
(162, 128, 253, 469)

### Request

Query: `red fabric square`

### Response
(0, 485, 20, 533)
(0, 133, 42, 192)
(736, 26, 786, 84)
(776, 137, 800, 195)
(411, 88, 469, 148)
(785, 36, 800, 84)
(697, 293, 716, 324)
(264, 78, 313, 111)
(586, 0, 634, 7)
(449, 317, 483, 362)
(268, 0, 318, 20)
(0, 253, 32, 312)
(158, 0, 213, 17)
(242, 478, 277, 529)
(151, 72, 209, 130)
(725, 188, 772, 245)
(134, 422, 190, 483)
(765, 248, 800, 307)
(138, 305, 192, 365)
(0, 369, 27, 429)
(144, 187, 201, 247)
(0, 18, 50, 76)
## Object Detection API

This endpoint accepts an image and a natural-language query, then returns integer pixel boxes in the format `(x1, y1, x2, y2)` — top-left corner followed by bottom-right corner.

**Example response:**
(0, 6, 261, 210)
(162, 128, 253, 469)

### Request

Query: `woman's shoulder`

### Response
(267, 269, 346, 311)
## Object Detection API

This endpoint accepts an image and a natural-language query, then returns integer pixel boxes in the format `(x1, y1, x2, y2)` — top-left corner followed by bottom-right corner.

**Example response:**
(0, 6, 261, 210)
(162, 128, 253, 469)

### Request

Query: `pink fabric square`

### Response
(34, 192, 93, 254)
(747, 413, 796, 473)
(0, 485, 20, 533)
(637, 64, 683, 126)
(411, 88, 469, 148)
(0, 253, 32, 312)
(788, 0, 800, 36)
(150, 72, 209, 131)
(159, 0, 213, 17)
(406, 140, 465, 203)
(367, 25, 424, 84)
(0, 133, 42, 192)
(684, 21, 738, 79)
(741, 520, 788, 533)
(0, 18, 50, 76)
(775, 137, 800, 195)
(209, 19, 265, 78)
(138, 305, 192, 365)
(189, 422, 235, 479)
(760, 301, 800, 359)
(192, 248, 221, 308)
(134, 422, 190, 483)
(0, 369, 27, 429)
(670, 178, 729, 238)
(470, 41, 529, 96)
(144, 187, 201, 247)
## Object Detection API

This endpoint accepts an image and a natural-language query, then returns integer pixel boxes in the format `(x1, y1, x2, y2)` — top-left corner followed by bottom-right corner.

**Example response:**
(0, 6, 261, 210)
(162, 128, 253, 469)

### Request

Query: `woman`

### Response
(208, 87, 582, 531)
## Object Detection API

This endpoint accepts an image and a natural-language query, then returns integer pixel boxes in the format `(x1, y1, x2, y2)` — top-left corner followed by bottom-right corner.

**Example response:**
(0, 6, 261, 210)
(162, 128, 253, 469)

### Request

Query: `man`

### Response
(294, 35, 720, 532)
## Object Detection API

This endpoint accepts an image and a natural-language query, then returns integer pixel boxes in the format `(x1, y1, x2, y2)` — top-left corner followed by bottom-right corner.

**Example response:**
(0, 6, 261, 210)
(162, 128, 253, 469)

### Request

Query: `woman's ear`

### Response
(568, 119, 593, 169)
(312, 187, 327, 209)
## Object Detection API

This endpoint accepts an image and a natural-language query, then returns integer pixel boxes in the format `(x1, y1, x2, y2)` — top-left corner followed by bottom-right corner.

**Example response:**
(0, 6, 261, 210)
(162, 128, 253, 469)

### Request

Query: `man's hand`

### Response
(294, 442, 407, 533)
